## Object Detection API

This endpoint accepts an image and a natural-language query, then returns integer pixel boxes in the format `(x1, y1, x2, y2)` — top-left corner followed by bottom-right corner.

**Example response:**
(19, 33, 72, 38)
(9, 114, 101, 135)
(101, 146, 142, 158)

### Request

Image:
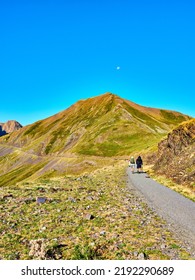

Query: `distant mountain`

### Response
(153, 118, 195, 187)
(0, 120, 22, 136)
(0, 93, 190, 157)
(0, 93, 191, 186)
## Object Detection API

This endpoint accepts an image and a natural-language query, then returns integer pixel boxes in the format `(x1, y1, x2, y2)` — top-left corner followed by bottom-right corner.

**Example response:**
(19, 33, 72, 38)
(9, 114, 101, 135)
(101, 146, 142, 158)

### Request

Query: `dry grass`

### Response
(146, 165, 195, 202)
(0, 162, 191, 260)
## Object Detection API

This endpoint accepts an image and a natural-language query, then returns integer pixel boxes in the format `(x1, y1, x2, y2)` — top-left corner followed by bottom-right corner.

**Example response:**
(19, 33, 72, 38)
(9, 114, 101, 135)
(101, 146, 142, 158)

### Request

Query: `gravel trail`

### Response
(127, 168, 195, 251)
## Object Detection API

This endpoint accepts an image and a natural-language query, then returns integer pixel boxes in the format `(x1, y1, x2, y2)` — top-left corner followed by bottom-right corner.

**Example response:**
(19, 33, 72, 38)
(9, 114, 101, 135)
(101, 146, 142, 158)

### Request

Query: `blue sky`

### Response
(0, 0, 195, 125)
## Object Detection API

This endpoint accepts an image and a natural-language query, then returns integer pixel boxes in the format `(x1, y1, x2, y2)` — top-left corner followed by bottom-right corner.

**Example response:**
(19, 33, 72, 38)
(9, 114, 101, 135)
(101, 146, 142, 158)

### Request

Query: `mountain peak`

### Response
(0, 93, 191, 157)
(0, 120, 23, 136)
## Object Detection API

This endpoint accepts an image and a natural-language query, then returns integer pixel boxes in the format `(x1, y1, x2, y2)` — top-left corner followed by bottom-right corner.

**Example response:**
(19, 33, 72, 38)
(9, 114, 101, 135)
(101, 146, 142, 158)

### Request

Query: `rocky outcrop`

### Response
(0, 120, 22, 136)
(154, 119, 195, 186)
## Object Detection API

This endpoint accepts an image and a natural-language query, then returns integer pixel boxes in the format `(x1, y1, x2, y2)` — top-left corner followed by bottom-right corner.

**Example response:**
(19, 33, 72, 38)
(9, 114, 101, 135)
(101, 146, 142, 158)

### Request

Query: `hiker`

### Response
(136, 156, 143, 173)
(129, 156, 135, 173)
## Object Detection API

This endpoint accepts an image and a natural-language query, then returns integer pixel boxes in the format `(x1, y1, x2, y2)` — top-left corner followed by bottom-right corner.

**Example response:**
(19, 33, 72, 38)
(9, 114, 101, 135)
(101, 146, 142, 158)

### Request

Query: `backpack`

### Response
(130, 157, 135, 164)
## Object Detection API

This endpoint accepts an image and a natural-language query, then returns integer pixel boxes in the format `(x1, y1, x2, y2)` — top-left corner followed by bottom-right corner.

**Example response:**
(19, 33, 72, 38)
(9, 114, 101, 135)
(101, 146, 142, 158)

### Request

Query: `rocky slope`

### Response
(153, 118, 195, 187)
(0, 120, 22, 136)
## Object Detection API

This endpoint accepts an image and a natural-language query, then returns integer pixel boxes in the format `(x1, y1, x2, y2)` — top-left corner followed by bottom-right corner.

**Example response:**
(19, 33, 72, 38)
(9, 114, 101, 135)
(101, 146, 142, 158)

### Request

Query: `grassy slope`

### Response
(0, 93, 191, 185)
(0, 162, 191, 260)
(0, 93, 190, 157)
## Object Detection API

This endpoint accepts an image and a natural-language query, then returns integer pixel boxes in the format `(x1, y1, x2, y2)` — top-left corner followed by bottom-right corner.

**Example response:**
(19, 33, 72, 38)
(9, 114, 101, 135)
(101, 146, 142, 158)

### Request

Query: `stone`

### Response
(85, 214, 95, 220)
(2, 194, 13, 200)
(29, 239, 66, 260)
(77, 177, 82, 181)
(68, 197, 76, 203)
(160, 244, 167, 249)
(138, 252, 147, 260)
(29, 239, 47, 259)
(86, 196, 94, 201)
(36, 197, 47, 204)
(133, 251, 139, 257)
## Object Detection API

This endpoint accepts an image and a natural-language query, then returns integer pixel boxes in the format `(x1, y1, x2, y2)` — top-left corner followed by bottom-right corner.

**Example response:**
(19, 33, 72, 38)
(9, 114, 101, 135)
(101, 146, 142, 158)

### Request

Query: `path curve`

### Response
(127, 168, 195, 251)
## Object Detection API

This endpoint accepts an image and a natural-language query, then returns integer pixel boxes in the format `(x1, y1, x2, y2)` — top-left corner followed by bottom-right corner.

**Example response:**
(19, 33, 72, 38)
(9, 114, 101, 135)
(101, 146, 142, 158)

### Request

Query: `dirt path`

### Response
(127, 168, 195, 253)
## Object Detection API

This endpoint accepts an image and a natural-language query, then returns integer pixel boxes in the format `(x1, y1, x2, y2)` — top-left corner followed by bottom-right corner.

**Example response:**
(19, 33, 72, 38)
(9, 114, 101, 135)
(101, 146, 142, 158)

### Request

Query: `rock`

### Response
(29, 239, 47, 259)
(68, 197, 76, 203)
(160, 244, 167, 249)
(40, 226, 46, 232)
(77, 177, 82, 181)
(2, 194, 13, 200)
(85, 214, 95, 220)
(36, 197, 47, 204)
(0, 120, 22, 136)
(133, 251, 139, 257)
(86, 196, 94, 201)
(29, 239, 66, 260)
(138, 252, 147, 260)
(154, 119, 195, 186)
(100, 231, 106, 236)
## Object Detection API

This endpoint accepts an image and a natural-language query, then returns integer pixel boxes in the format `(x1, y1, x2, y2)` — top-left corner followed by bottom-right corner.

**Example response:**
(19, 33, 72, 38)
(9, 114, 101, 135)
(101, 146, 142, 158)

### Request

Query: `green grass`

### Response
(23, 122, 42, 136)
(160, 110, 187, 125)
(0, 161, 47, 187)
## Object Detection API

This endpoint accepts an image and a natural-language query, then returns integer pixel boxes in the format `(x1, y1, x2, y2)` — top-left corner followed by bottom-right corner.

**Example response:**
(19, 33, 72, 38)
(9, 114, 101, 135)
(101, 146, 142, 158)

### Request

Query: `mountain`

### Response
(153, 118, 195, 187)
(0, 93, 191, 186)
(0, 93, 190, 156)
(0, 120, 22, 136)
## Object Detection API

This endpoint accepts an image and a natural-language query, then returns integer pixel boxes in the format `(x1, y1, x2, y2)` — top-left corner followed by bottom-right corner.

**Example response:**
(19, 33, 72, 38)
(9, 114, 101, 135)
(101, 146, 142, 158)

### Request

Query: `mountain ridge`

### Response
(0, 93, 191, 156)
(0, 92, 191, 186)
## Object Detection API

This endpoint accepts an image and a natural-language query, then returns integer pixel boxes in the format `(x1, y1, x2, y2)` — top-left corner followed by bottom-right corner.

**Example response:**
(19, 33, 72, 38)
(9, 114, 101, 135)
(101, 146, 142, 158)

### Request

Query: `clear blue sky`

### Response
(0, 0, 194, 125)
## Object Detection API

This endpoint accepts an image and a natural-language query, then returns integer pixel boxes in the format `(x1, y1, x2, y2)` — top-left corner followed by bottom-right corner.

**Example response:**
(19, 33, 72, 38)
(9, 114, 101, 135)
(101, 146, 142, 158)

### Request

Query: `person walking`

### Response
(136, 156, 143, 173)
(129, 156, 135, 173)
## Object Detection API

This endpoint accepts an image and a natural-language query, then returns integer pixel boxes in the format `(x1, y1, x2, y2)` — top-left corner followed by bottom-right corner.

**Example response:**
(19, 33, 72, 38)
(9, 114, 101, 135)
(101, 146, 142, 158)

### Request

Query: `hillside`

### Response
(0, 93, 190, 156)
(153, 118, 195, 188)
(0, 93, 191, 186)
